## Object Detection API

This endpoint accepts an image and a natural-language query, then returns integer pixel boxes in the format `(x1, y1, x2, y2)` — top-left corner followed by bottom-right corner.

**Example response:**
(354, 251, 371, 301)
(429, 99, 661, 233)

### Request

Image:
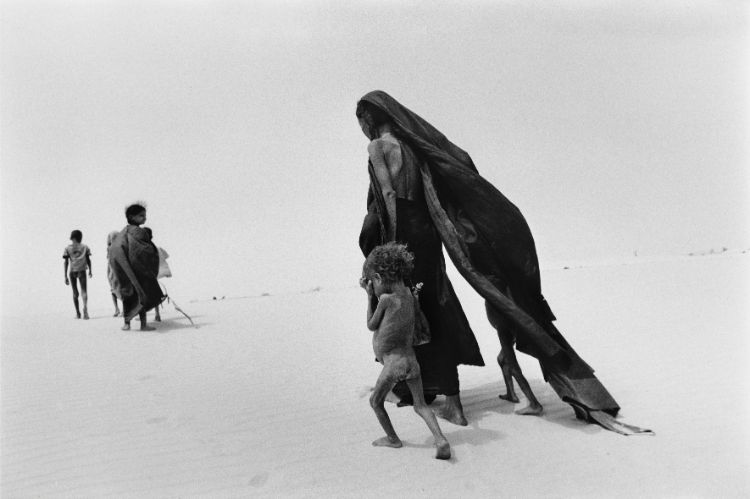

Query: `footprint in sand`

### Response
(248, 472, 269, 487)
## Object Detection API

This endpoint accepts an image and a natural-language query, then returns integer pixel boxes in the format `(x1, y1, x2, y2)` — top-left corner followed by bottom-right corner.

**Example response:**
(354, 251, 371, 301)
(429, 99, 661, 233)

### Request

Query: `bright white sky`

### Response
(1, 0, 748, 316)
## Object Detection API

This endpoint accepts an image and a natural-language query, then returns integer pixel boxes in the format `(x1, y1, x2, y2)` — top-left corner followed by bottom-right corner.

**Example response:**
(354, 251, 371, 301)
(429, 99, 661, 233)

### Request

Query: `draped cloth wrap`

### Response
(358, 91, 653, 434)
(106, 231, 121, 298)
(108, 225, 165, 321)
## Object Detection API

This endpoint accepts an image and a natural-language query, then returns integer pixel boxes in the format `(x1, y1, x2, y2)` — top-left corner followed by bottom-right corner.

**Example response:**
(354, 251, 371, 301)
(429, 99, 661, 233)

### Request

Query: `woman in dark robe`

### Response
(108, 203, 164, 331)
(357, 99, 484, 426)
(356, 91, 650, 434)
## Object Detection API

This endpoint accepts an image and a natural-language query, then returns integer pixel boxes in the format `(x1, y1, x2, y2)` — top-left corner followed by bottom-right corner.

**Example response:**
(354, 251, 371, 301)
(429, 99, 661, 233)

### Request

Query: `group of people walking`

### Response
(63, 203, 168, 331)
(355, 91, 650, 459)
(62, 91, 648, 462)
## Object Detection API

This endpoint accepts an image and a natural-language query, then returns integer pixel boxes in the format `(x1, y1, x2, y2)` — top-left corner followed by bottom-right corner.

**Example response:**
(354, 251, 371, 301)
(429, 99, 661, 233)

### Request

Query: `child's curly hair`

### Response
(363, 242, 415, 284)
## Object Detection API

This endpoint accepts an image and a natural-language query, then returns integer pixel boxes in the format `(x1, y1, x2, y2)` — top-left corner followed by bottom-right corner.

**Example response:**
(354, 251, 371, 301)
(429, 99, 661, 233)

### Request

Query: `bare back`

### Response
(371, 286, 416, 360)
(368, 133, 424, 202)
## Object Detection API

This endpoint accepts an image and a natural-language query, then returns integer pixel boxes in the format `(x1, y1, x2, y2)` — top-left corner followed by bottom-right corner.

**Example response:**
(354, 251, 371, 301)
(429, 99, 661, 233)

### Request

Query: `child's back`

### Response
(64, 241, 90, 272)
(372, 286, 415, 361)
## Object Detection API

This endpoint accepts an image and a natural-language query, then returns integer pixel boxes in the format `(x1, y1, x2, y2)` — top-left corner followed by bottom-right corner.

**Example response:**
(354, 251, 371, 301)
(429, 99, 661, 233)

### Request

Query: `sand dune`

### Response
(2, 254, 748, 497)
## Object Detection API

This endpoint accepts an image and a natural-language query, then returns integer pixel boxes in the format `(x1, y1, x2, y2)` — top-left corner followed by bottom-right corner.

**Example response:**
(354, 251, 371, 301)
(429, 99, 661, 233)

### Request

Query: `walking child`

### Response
(360, 242, 451, 460)
(108, 203, 164, 331)
(63, 230, 92, 319)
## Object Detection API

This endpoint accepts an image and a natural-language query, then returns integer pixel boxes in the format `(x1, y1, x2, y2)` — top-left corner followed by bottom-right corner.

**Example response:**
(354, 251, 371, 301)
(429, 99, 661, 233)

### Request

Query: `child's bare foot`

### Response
(498, 393, 519, 403)
(437, 395, 468, 426)
(372, 436, 402, 448)
(113, 311, 121, 317)
(140, 324, 156, 331)
(121, 324, 131, 331)
(76, 312, 81, 319)
(83, 310, 89, 320)
(435, 439, 451, 460)
(516, 403, 543, 416)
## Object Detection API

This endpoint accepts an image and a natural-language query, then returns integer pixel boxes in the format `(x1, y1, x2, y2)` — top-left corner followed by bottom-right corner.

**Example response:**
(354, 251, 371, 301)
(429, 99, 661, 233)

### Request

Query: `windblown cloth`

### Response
(358, 91, 651, 434)
(106, 231, 121, 298)
(108, 225, 165, 321)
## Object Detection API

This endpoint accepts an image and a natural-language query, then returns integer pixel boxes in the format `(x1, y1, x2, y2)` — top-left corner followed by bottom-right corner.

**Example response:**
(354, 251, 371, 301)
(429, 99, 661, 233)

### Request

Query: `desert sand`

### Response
(2, 252, 748, 498)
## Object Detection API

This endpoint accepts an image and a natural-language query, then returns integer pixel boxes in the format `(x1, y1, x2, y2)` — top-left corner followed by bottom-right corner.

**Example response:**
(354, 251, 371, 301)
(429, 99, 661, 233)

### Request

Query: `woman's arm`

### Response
(368, 140, 397, 241)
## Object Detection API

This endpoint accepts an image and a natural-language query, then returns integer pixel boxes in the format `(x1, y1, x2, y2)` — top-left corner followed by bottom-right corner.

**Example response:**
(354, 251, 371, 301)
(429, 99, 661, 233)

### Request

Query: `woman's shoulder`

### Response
(368, 135, 400, 152)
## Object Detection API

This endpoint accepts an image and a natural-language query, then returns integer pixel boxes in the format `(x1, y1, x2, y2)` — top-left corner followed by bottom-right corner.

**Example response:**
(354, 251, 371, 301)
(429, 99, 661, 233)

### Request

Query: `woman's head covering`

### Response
(357, 90, 477, 174)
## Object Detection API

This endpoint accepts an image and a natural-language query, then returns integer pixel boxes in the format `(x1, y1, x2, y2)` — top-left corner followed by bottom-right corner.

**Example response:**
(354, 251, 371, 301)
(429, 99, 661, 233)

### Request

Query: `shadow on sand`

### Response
(150, 316, 207, 332)
(451, 379, 603, 436)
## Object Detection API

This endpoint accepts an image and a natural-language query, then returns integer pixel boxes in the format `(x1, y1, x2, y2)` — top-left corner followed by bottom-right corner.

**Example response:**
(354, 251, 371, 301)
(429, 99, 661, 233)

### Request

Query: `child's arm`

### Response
(63, 256, 69, 285)
(367, 294, 391, 331)
(86, 248, 92, 278)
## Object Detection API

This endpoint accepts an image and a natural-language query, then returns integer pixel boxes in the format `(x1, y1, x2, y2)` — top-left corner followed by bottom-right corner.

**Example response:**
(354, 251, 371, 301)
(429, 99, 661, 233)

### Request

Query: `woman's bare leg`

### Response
(406, 377, 451, 460)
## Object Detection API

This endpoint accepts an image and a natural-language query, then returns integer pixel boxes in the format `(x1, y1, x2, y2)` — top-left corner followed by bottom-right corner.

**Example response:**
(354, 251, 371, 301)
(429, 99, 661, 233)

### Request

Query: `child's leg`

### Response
(70, 274, 81, 318)
(503, 345, 543, 415)
(497, 344, 520, 403)
(406, 376, 451, 460)
(79, 273, 89, 319)
(139, 310, 155, 331)
(370, 370, 402, 448)
(507, 339, 543, 415)
(488, 305, 542, 415)
(112, 294, 121, 316)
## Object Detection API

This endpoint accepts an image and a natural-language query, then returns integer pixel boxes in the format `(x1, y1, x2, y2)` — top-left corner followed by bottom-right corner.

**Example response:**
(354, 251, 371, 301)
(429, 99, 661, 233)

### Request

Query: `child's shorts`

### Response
(69, 270, 87, 283)
(379, 350, 421, 385)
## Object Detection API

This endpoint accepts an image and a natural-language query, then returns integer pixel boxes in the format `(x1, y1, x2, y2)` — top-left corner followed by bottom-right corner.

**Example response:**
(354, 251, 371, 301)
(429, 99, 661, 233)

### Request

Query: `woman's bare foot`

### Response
(113, 310, 121, 317)
(516, 403, 543, 416)
(83, 310, 89, 320)
(372, 436, 402, 448)
(498, 393, 519, 403)
(121, 323, 131, 331)
(435, 439, 451, 460)
(437, 395, 468, 426)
